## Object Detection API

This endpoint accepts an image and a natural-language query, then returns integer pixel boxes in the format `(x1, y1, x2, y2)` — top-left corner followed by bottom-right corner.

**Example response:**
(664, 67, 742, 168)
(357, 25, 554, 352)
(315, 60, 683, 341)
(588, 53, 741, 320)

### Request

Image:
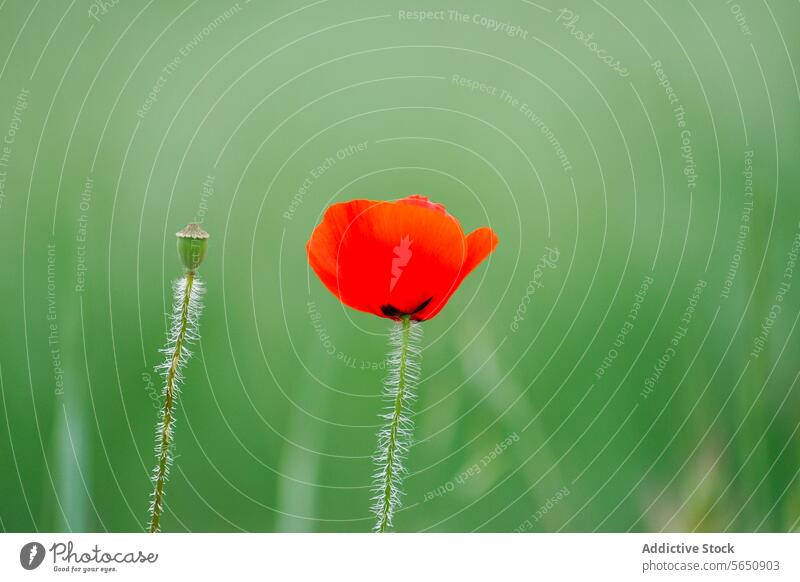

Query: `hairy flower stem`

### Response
(378, 317, 410, 532)
(148, 270, 201, 533)
(373, 315, 421, 532)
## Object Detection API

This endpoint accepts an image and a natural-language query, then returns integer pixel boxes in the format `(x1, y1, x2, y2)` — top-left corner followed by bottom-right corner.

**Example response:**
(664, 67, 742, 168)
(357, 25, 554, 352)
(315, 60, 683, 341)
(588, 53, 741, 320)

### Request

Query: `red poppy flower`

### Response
(306, 195, 498, 320)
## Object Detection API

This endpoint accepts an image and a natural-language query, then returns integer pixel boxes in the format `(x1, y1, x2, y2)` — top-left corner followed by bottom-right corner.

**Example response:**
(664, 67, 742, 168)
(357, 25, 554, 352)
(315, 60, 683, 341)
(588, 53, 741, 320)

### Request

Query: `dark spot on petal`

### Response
(380, 297, 433, 319)
(411, 297, 432, 314)
(380, 304, 404, 318)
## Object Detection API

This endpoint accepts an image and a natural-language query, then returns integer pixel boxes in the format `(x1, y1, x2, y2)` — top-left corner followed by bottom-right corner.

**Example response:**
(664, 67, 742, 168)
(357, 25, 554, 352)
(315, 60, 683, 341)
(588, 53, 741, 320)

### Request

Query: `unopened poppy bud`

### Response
(176, 223, 209, 272)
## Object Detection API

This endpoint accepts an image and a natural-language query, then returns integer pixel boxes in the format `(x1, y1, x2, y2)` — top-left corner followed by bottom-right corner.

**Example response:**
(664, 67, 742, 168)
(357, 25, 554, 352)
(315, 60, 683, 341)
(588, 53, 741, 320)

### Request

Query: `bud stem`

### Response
(149, 271, 199, 533)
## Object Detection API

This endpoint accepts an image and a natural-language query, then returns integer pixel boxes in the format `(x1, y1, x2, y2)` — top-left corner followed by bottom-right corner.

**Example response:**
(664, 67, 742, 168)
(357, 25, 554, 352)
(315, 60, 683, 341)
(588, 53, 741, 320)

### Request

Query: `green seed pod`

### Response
(176, 223, 209, 272)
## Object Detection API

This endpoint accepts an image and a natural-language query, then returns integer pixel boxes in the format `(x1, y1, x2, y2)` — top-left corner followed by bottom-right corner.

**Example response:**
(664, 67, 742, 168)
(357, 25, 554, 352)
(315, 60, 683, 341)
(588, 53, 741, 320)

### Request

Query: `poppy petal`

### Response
(398, 194, 449, 216)
(412, 227, 498, 320)
(463, 227, 499, 277)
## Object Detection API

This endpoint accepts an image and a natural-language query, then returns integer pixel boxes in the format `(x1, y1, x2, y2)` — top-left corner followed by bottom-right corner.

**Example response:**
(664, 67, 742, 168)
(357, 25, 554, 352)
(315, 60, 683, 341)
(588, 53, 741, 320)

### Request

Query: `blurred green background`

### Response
(0, 0, 799, 532)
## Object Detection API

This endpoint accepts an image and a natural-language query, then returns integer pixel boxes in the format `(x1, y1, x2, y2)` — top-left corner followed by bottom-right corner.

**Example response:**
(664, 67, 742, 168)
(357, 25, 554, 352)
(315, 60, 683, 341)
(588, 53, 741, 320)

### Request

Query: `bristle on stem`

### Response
(148, 272, 204, 532)
(372, 315, 422, 532)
